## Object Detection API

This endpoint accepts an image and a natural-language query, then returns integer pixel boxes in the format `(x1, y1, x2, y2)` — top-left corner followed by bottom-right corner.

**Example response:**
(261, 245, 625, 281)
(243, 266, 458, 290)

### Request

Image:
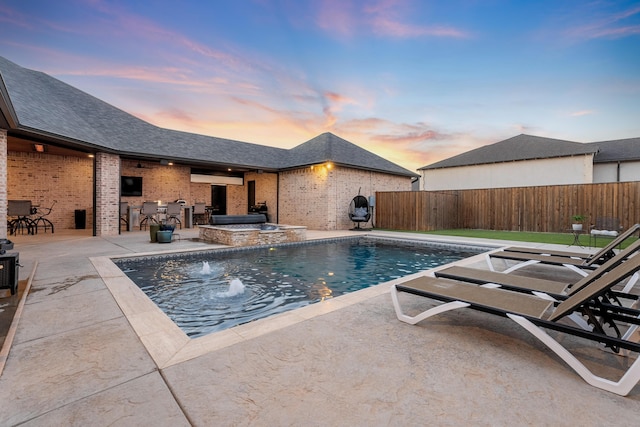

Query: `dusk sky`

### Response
(1, 0, 639, 172)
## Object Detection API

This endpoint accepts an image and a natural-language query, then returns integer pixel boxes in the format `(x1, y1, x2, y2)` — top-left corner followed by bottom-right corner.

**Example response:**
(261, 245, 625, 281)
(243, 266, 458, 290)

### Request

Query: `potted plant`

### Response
(571, 214, 586, 231)
(157, 223, 175, 243)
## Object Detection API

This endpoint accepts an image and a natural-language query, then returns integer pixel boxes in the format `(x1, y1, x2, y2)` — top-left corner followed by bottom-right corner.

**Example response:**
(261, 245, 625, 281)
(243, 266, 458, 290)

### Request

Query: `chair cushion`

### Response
(354, 207, 368, 217)
(591, 229, 619, 236)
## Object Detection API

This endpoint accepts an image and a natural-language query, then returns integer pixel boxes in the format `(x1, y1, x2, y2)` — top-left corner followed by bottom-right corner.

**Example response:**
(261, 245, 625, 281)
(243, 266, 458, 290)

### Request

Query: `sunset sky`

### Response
(1, 0, 639, 172)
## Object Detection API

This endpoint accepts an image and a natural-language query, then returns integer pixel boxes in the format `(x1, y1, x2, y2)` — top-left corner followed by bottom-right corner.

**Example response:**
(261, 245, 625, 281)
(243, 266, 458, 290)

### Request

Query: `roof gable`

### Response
(286, 132, 417, 176)
(420, 134, 598, 170)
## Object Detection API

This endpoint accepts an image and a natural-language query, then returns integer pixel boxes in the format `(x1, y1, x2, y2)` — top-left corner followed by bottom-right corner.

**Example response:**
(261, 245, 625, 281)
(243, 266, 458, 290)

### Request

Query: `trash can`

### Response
(149, 224, 161, 242)
(0, 252, 19, 295)
(74, 209, 86, 229)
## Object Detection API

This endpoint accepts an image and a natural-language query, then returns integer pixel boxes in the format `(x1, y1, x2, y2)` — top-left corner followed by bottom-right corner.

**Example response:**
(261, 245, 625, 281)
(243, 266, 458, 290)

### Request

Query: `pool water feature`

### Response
(115, 237, 485, 338)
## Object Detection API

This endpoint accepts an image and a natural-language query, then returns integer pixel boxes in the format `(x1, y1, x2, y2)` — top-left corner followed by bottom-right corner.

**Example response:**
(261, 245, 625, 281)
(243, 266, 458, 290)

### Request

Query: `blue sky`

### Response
(1, 0, 639, 172)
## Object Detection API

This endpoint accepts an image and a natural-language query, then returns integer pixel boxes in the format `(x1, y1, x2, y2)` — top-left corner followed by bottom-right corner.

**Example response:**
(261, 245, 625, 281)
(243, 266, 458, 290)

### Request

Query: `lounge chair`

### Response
(486, 227, 640, 276)
(436, 238, 640, 298)
(391, 253, 640, 396)
(502, 223, 640, 263)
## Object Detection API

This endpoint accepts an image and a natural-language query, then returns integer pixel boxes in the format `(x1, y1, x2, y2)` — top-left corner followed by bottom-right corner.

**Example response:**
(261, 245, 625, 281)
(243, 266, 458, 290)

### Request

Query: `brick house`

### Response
(0, 56, 417, 237)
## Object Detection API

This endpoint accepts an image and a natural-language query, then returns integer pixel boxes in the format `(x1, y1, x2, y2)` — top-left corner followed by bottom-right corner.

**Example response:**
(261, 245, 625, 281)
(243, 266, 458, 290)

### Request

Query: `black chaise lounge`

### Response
(391, 253, 640, 396)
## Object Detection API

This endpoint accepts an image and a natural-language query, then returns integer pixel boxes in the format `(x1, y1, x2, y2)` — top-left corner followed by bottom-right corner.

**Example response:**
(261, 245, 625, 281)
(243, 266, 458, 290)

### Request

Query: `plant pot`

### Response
(156, 230, 173, 243)
(572, 224, 583, 231)
(149, 224, 161, 242)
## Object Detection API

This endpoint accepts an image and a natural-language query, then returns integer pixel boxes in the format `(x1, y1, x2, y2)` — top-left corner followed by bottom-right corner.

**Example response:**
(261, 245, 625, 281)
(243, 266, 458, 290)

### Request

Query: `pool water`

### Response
(116, 237, 484, 338)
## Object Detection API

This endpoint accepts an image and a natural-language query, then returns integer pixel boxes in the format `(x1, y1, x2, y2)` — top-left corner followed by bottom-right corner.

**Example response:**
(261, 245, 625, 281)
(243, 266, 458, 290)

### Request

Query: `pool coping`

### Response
(91, 237, 501, 369)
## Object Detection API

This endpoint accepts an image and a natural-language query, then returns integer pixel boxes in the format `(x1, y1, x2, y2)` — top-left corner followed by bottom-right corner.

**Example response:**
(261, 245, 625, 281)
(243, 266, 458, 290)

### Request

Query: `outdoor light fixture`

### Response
(33, 144, 46, 153)
(160, 159, 169, 166)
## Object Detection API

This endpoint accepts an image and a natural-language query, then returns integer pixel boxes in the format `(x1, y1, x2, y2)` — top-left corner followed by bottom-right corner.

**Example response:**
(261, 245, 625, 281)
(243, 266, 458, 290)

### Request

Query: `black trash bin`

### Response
(0, 252, 19, 295)
(75, 209, 86, 229)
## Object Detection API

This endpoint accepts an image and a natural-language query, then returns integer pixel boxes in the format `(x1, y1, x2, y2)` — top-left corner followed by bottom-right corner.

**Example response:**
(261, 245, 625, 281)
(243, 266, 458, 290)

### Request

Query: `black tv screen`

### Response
(121, 176, 142, 197)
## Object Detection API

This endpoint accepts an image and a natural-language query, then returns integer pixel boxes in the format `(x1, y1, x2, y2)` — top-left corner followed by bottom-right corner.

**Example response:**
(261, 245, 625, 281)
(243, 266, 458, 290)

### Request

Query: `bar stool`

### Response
(120, 201, 129, 231)
(193, 202, 207, 225)
(165, 202, 182, 229)
(139, 201, 159, 230)
(7, 200, 35, 235)
(31, 200, 57, 234)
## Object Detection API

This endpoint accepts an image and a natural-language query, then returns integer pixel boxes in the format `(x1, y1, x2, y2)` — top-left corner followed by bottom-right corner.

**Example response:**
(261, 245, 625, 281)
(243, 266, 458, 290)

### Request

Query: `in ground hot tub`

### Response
(199, 223, 306, 246)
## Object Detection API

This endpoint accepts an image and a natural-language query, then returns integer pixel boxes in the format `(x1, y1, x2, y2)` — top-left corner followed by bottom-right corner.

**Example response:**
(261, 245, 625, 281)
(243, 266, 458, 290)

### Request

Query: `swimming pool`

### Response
(115, 237, 487, 338)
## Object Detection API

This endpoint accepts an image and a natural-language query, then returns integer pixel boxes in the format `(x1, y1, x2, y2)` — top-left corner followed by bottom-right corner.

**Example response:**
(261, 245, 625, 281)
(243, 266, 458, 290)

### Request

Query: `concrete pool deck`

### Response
(1, 228, 639, 425)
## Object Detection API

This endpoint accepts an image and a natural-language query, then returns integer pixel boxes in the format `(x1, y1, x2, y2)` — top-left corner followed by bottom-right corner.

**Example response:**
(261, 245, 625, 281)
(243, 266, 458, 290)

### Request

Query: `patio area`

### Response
(1, 228, 639, 425)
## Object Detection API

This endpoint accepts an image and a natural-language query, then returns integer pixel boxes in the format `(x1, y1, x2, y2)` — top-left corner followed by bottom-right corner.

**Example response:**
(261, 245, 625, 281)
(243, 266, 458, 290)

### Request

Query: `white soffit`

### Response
(190, 174, 244, 185)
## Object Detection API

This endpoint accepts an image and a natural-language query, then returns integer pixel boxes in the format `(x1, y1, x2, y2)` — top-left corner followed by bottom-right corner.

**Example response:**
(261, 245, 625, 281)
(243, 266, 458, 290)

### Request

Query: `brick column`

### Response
(94, 152, 120, 236)
(0, 129, 7, 240)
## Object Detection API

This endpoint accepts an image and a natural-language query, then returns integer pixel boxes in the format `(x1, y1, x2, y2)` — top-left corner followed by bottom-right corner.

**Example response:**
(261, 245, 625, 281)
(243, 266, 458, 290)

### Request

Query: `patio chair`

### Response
(120, 201, 129, 231)
(193, 202, 207, 225)
(590, 217, 624, 247)
(7, 200, 35, 235)
(139, 201, 159, 230)
(501, 223, 640, 264)
(165, 202, 182, 229)
(348, 190, 371, 230)
(390, 252, 640, 396)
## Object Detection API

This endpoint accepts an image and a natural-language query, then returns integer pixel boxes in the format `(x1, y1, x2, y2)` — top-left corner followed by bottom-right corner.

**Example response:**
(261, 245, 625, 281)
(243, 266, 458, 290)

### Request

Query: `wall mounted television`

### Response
(121, 176, 143, 197)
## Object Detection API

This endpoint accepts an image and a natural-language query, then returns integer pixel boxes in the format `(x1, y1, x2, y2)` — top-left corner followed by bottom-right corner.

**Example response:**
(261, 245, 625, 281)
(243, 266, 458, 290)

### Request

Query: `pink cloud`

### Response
(0, 4, 33, 29)
(565, 4, 640, 40)
(324, 91, 355, 105)
(316, 0, 357, 37)
(570, 110, 596, 117)
(370, 17, 469, 38)
(314, 0, 470, 39)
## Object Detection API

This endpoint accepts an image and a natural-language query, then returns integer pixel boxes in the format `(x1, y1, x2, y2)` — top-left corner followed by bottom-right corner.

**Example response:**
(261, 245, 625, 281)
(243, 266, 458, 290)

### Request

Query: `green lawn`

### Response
(383, 229, 638, 249)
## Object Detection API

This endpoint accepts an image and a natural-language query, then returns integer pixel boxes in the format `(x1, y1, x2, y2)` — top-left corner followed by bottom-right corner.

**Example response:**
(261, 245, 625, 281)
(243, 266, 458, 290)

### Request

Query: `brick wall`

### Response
(278, 165, 411, 230)
(95, 152, 120, 235)
(120, 159, 192, 206)
(226, 172, 278, 220)
(278, 166, 330, 229)
(190, 183, 211, 205)
(6, 150, 412, 233)
(7, 151, 94, 231)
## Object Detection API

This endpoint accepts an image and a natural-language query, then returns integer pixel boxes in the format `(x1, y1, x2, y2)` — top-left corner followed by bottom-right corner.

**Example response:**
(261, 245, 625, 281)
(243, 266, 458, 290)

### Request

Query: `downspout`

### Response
(617, 161, 621, 182)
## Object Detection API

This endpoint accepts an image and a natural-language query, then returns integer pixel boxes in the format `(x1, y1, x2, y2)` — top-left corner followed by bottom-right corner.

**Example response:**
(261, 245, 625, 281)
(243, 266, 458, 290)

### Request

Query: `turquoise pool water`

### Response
(115, 237, 486, 338)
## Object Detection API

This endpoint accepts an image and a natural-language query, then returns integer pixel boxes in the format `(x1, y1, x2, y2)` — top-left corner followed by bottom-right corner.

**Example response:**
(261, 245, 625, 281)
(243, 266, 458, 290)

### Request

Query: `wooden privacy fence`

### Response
(376, 182, 640, 232)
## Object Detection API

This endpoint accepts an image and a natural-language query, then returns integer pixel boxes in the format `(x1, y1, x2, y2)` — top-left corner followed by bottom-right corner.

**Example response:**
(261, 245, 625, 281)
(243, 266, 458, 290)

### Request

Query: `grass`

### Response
(383, 229, 638, 249)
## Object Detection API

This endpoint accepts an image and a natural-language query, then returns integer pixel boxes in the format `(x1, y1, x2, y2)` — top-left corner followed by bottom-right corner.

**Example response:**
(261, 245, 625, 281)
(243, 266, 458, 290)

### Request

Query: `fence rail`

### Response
(375, 182, 640, 232)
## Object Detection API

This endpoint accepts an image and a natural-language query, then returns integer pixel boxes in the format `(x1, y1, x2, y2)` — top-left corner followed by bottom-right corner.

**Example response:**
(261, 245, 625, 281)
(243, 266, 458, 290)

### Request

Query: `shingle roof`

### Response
(283, 132, 417, 175)
(592, 137, 640, 163)
(0, 56, 416, 177)
(419, 134, 599, 170)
